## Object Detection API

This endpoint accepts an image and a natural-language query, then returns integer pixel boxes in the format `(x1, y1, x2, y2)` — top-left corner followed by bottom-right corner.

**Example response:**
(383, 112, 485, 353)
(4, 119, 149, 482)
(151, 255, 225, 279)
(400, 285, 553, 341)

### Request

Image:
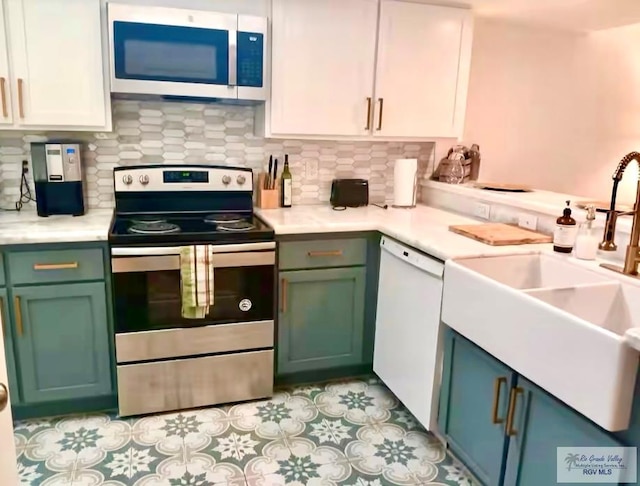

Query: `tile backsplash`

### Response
(0, 100, 434, 209)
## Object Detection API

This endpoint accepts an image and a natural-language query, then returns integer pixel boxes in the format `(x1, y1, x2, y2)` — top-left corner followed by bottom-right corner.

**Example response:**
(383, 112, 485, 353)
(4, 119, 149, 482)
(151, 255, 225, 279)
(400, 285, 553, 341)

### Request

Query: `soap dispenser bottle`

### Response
(553, 200, 577, 253)
(574, 205, 598, 260)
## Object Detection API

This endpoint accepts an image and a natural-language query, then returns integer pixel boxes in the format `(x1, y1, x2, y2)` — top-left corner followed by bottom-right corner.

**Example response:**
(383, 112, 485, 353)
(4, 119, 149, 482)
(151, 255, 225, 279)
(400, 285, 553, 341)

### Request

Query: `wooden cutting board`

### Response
(449, 223, 552, 246)
(474, 182, 533, 192)
(575, 200, 633, 213)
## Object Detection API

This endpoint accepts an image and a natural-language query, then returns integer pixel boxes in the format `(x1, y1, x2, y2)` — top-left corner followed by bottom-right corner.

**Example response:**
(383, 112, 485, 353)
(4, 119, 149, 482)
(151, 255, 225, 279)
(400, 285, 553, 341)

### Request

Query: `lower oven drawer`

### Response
(115, 320, 274, 363)
(117, 349, 274, 416)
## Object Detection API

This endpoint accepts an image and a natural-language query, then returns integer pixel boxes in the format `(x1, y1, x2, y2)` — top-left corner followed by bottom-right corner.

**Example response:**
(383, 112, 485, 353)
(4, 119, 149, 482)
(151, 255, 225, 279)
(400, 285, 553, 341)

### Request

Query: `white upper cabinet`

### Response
(4, 0, 110, 130)
(0, 2, 12, 126)
(267, 0, 473, 140)
(374, 1, 473, 138)
(270, 0, 378, 137)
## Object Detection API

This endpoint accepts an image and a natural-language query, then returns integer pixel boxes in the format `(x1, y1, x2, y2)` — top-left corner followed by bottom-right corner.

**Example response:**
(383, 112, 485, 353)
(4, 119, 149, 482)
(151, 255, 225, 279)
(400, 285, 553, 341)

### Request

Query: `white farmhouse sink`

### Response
(442, 253, 639, 431)
(456, 253, 612, 289)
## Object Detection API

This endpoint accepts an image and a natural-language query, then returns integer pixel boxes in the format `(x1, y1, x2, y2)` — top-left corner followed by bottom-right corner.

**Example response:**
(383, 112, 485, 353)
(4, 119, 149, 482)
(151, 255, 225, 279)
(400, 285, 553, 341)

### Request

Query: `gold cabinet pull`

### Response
(307, 250, 343, 257)
(280, 278, 288, 313)
(14, 296, 23, 337)
(0, 77, 7, 118)
(491, 377, 507, 424)
(0, 383, 7, 411)
(365, 97, 372, 130)
(506, 387, 524, 436)
(33, 262, 79, 271)
(17, 78, 24, 118)
(376, 97, 384, 131)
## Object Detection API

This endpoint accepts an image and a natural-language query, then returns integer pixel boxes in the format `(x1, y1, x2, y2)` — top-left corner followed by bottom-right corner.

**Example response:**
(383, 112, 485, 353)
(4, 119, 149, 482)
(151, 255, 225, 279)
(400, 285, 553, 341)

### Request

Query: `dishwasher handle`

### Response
(380, 236, 444, 278)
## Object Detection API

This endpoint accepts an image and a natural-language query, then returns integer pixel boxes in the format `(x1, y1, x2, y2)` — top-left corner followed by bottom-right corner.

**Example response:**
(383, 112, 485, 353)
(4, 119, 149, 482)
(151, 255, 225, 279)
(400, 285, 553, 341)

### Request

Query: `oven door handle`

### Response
(112, 250, 275, 273)
(111, 241, 276, 257)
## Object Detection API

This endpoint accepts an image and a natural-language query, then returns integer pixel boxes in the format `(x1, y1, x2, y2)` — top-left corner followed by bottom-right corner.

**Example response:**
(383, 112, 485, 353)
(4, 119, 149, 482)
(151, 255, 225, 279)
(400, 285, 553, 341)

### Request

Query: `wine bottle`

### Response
(281, 154, 292, 208)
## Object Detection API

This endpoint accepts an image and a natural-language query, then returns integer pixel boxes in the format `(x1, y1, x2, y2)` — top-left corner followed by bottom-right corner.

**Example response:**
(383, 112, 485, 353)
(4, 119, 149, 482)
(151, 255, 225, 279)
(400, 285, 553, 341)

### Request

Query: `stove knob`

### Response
(237, 175, 246, 185)
(122, 174, 133, 185)
(139, 174, 150, 186)
(222, 175, 232, 185)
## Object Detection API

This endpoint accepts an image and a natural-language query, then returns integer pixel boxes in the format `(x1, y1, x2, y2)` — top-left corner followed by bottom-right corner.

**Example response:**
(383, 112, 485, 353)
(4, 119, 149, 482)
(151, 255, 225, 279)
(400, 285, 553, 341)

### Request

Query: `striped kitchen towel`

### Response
(180, 245, 215, 319)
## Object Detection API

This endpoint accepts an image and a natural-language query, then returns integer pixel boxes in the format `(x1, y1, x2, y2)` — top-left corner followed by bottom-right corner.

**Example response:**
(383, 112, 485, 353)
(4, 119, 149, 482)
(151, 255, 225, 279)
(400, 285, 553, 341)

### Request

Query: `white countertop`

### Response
(257, 203, 640, 353)
(256, 204, 550, 260)
(0, 209, 113, 245)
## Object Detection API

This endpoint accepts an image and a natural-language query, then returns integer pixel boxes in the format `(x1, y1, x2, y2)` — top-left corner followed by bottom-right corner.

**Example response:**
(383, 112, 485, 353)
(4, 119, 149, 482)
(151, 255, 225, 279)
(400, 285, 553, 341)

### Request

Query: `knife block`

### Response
(256, 173, 280, 209)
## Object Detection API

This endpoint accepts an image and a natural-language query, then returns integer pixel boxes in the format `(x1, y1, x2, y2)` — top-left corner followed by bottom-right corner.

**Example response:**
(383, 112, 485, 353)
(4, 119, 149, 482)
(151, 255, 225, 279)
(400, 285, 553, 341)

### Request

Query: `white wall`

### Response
(462, 18, 595, 195)
(463, 18, 640, 204)
(576, 23, 640, 205)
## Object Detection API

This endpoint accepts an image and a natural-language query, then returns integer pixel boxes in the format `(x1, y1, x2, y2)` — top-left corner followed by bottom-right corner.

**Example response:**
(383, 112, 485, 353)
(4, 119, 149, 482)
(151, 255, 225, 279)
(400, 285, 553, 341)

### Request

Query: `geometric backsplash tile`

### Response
(0, 100, 434, 209)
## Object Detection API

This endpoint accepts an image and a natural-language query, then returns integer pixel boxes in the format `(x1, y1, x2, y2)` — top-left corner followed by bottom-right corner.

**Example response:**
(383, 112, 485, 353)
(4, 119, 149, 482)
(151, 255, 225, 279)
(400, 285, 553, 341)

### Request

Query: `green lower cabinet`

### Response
(0, 288, 19, 402)
(277, 267, 366, 375)
(439, 329, 513, 486)
(440, 329, 625, 486)
(503, 376, 623, 486)
(12, 282, 112, 403)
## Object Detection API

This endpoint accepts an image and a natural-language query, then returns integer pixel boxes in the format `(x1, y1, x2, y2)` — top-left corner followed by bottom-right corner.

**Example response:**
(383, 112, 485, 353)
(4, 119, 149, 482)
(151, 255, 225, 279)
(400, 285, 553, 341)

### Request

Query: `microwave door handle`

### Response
(228, 30, 237, 87)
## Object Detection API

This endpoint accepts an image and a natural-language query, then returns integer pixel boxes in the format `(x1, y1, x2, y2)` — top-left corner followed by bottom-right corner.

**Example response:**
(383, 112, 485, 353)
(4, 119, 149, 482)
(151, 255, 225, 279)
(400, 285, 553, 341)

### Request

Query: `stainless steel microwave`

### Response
(107, 3, 267, 101)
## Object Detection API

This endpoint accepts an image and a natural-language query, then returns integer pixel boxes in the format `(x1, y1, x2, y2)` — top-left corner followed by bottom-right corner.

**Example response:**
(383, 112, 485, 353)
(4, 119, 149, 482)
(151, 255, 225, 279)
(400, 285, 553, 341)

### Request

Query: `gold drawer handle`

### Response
(33, 262, 79, 271)
(506, 387, 524, 436)
(491, 376, 507, 424)
(0, 383, 7, 412)
(0, 77, 7, 118)
(14, 296, 23, 337)
(307, 250, 343, 257)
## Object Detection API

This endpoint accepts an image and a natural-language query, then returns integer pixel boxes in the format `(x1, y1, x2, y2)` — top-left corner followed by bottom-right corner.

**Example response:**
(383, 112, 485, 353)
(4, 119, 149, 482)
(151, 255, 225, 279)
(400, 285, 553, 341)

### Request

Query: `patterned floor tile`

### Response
(12, 377, 475, 486)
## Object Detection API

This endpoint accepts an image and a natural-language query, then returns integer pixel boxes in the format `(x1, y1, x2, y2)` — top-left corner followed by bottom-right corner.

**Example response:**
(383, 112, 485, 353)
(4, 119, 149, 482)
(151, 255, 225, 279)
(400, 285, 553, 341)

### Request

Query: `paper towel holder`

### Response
(392, 172, 418, 208)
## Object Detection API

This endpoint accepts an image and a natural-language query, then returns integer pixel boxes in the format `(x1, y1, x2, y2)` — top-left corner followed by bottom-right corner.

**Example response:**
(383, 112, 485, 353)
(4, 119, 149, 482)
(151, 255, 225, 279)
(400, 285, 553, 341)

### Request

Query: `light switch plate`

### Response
(474, 203, 491, 220)
(306, 159, 319, 179)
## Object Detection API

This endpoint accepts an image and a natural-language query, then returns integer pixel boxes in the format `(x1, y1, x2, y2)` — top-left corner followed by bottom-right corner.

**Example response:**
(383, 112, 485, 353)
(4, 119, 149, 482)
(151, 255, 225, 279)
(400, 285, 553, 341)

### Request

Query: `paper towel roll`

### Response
(393, 158, 418, 207)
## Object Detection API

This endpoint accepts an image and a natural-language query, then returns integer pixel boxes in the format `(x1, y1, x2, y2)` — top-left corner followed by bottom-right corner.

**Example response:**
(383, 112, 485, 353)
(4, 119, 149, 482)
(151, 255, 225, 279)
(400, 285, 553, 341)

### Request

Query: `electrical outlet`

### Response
(474, 203, 491, 220)
(518, 213, 538, 231)
(306, 159, 319, 179)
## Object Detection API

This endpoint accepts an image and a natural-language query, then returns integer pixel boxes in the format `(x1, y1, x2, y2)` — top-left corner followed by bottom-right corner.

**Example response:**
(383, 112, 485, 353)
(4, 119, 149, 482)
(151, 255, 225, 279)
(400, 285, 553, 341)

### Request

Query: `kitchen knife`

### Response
(272, 158, 279, 189)
(266, 155, 273, 189)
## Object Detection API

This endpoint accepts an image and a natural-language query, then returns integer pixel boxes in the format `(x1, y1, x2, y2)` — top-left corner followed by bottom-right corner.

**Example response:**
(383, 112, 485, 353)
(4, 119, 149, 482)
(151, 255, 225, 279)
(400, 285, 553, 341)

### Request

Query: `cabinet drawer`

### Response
(9, 248, 104, 284)
(117, 350, 274, 416)
(116, 320, 274, 364)
(279, 238, 367, 269)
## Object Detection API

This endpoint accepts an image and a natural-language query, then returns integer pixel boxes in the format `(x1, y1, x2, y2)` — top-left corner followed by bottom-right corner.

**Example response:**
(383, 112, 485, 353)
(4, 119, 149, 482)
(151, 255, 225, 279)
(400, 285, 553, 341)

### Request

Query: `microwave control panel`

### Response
(237, 32, 264, 88)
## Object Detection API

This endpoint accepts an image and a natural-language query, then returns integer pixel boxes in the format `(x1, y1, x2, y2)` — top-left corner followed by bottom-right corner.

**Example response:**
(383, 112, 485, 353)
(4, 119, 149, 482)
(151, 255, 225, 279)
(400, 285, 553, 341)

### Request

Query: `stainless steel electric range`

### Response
(109, 165, 275, 417)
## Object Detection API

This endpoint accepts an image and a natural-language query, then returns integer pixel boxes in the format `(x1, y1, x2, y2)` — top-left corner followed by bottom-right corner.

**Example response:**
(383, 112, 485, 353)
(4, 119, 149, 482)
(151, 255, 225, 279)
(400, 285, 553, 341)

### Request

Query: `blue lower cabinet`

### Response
(0, 288, 19, 403)
(440, 329, 513, 485)
(277, 267, 366, 375)
(503, 376, 623, 486)
(12, 282, 112, 403)
(440, 329, 626, 486)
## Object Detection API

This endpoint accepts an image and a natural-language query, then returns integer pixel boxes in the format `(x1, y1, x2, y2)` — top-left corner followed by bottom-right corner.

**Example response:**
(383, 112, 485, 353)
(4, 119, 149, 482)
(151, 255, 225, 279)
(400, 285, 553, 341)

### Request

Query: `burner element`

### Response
(128, 222, 181, 235)
(217, 221, 256, 232)
(204, 213, 245, 224)
(131, 216, 167, 225)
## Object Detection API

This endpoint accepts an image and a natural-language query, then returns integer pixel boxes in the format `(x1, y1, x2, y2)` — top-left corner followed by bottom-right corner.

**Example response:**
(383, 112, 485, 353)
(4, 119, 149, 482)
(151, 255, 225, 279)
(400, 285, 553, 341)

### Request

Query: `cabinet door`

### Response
(0, 289, 19, 403)
(0, 3, 13, 126)
(13, 282, 112, 403)
(0, 287, 17, 486)
(278, 267, 366, 374)
(270, 0, 378, 136)
(504, 376, 623, 486)
(374, 1, 473, 138)
(440, 330, 513, 486)
(6, 0, 108, 128)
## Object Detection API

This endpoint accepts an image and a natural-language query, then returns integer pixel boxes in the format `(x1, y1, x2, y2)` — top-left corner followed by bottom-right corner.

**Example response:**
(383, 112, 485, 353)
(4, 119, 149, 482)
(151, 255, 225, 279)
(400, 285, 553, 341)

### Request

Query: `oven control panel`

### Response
(114, 166, 253, 192)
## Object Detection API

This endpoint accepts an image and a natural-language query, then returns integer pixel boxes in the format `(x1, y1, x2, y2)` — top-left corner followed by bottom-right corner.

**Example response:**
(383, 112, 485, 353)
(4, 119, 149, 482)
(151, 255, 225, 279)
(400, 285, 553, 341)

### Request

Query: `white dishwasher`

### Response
(374, 236, 445, 431)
